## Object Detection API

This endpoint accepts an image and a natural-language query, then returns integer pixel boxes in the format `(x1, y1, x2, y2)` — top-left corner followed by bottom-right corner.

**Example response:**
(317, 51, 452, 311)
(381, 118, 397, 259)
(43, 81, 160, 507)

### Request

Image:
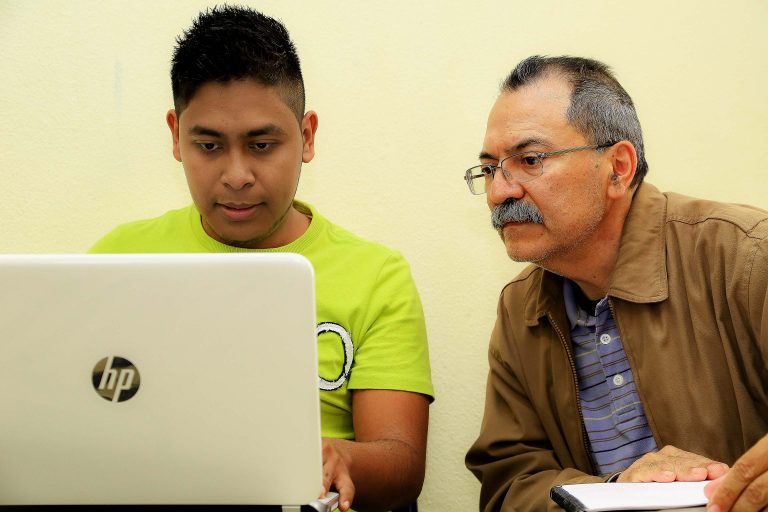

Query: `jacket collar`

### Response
(522, 182, 669, 325)
(609, 182, 669, 303)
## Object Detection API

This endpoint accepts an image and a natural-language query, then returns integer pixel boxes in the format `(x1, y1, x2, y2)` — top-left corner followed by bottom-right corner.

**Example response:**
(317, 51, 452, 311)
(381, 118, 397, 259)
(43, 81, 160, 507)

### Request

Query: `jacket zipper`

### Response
(548, 311, 596, 475)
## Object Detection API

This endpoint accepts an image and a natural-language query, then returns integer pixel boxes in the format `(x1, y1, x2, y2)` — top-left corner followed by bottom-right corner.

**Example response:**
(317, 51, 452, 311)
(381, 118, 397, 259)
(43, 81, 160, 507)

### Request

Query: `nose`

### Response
(486, 168, 524, 207)
(221, 150, 255, 190)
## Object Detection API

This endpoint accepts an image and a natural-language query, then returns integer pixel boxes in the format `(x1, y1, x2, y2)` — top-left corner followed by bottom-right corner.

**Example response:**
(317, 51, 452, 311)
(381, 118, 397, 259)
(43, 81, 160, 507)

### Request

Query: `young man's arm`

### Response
(322, 389, 429, 512)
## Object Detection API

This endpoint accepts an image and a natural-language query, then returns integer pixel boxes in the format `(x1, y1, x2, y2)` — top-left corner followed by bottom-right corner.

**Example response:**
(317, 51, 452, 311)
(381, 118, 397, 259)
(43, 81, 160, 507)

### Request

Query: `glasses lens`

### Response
(503, 152, 543, 183)
(465, 165, 491, 194)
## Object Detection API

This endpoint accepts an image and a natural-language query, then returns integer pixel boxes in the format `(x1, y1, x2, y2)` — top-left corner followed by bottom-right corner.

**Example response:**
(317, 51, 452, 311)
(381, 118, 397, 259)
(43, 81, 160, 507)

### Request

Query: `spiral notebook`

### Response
(0, 253, 335, 511)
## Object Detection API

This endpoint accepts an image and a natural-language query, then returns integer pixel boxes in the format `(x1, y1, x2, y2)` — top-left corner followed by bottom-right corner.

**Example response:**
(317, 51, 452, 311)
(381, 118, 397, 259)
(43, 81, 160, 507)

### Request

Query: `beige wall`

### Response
(2, 1, 767, 510)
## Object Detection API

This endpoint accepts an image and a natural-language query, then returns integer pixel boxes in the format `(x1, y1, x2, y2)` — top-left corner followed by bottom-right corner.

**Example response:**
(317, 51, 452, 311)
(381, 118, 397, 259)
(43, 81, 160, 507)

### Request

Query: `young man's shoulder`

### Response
(327, 220, 399, 253)
(88, 205, 195, 253)
(327, 222, 417, 281)
(300, 201, 407, 260)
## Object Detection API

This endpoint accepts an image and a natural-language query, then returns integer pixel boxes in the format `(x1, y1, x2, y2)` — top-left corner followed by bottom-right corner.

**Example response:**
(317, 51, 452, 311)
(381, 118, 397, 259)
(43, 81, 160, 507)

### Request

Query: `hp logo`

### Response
(92, 356, 141, 402)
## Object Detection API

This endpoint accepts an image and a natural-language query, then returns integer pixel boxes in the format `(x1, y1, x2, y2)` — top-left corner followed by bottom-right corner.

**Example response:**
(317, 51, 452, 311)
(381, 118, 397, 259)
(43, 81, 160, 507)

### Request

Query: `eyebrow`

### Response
(478, 137, 549, 161)
(188, 124, 287, 138)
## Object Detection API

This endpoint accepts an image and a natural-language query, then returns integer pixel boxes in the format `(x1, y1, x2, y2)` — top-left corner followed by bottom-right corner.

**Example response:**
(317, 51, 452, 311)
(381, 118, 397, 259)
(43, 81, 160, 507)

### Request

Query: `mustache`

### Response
(491, 199, 544, 230)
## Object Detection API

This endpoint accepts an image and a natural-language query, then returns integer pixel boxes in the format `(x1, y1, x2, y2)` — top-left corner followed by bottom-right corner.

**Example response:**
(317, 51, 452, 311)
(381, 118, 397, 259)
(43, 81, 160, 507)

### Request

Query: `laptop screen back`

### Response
(0, 253, 321, 506)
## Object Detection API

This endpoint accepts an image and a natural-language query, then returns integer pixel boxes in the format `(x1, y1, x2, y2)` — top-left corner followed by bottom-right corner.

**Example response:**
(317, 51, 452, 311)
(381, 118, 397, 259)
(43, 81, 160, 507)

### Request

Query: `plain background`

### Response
(2, 1, 767, 510)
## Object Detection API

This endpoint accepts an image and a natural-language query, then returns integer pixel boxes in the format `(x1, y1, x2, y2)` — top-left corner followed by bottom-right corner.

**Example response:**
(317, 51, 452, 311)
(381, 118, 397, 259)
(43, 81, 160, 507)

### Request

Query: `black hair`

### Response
(170, 4, 305, 120)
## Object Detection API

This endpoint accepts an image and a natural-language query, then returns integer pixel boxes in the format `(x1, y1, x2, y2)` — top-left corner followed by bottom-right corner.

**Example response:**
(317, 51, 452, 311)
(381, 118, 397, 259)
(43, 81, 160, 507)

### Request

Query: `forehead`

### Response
(483, 76, 579, 154)
(179, 79, 297, 132)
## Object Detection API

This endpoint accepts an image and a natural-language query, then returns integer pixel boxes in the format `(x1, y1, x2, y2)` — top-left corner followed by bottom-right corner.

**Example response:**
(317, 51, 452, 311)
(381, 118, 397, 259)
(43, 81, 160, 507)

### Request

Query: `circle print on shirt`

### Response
(317, 322, 354, 391)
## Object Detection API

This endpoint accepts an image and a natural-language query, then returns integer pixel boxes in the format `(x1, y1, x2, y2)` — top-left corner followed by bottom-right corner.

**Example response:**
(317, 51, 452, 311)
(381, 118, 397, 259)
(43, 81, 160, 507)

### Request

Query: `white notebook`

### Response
(0, 253, 331, 509)
(550, 481, 709, 511)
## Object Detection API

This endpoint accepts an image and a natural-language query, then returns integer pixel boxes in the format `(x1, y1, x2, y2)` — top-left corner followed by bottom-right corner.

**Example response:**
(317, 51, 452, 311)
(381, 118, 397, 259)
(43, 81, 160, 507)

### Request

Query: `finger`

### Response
(675, 461, 728, 482)
(645, 460, 677, 483)
(707, 463, 730, 480)
(624, 468, 676, 483)
(320, 440, 337, 500)
(651, 470, 677, 483)
(729, 471, 768, 512)
(664, 451, 725, 482)
(333, 473, 355, 512)
(676, 466, 710, 482)
(321, 463, 335, 499)
(709, 437, 768, 512)
(707, 469, 746, 511)
(704, 475, 725, 499)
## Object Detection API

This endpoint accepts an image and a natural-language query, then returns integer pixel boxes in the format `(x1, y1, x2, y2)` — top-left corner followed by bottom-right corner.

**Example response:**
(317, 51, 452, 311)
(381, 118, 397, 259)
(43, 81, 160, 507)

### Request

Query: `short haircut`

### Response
(170, 4, 305, 121)
(502, 55, 648, 188)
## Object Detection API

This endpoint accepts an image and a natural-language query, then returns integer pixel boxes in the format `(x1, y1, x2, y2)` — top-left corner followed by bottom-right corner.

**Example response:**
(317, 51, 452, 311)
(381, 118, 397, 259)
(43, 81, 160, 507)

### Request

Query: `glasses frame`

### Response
(464, 142, 617, 195)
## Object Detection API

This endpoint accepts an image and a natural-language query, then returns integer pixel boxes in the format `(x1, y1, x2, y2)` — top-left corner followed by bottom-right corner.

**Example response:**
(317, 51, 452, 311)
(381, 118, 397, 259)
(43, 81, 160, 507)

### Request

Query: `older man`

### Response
(464, 55, 768, 512)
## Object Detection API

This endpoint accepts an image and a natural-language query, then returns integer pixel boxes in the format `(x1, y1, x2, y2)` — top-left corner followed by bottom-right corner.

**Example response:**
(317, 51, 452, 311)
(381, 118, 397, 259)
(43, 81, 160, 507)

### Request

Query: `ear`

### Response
(606, 140, 637, 199)
(300, 111, 319, 164)
(166, 109, 182, 163)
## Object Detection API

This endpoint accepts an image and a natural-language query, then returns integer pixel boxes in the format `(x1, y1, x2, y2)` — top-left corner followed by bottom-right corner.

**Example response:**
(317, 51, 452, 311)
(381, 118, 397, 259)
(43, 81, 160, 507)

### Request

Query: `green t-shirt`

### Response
(89, 201, 434, 439)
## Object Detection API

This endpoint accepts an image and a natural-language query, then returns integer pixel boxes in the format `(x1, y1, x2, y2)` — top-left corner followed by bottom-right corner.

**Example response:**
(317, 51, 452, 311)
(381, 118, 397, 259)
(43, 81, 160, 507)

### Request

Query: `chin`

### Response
(224, 227, 269, 244)
(209, 226, 265, 248)
(507, 252, 542, 264)
(503, 241, 548, 264)
(500, 226, 554, 263)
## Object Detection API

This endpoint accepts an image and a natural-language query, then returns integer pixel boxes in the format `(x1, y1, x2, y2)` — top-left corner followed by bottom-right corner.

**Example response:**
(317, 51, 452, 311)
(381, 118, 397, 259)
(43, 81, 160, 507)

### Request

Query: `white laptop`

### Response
(0, 253, 338, 511)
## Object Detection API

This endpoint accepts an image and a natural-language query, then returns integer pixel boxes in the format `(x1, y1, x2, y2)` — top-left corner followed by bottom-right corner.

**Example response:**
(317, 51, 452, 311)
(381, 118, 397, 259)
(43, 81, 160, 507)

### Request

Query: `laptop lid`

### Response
(0, 253, 322, 507)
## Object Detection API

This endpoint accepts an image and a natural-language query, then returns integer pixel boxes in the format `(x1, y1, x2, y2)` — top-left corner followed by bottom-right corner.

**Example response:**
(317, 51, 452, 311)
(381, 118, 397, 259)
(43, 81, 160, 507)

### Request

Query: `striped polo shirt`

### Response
(563, 279, 658, 475)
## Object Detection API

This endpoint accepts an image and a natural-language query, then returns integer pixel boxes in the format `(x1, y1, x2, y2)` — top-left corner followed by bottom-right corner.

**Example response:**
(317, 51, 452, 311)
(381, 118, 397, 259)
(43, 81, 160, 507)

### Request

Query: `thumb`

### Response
(703, 475, 724, 499)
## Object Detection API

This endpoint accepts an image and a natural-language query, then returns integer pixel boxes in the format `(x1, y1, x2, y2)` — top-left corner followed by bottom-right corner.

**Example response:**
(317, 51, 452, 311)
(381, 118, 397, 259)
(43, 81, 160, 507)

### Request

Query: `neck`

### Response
(541, 200, 630, 301)
(543, 247, 618, 300)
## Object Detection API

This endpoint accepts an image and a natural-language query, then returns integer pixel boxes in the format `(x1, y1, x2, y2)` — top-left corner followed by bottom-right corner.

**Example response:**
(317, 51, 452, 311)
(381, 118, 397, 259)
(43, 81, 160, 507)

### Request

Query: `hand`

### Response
(320, 438, 355, 512)
(320, 390, 428, 512)
(704, 433, 768, 511)
(617, 445, 729, 483)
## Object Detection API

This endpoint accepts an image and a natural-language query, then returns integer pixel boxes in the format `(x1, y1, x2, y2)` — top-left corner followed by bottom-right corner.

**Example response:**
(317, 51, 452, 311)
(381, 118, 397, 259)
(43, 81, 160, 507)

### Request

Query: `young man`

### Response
(89, 6, 433, 512)
(463, 55, 768, 511)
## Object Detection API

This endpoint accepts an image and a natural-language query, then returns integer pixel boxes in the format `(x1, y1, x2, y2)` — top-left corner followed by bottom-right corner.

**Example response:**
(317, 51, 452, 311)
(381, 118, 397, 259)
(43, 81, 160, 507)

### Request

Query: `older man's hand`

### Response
(617, 445, 729, 483)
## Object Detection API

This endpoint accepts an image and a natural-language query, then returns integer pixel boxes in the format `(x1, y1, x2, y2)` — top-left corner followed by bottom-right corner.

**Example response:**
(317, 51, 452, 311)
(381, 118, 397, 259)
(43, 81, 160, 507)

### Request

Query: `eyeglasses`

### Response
(463, 143, 616, 195)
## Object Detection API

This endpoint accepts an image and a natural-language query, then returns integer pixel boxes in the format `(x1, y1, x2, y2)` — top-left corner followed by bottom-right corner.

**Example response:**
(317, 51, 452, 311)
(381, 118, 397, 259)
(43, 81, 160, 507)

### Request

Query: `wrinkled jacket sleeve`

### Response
(465, 291, 603, 511)
(749, 224, 768, 368)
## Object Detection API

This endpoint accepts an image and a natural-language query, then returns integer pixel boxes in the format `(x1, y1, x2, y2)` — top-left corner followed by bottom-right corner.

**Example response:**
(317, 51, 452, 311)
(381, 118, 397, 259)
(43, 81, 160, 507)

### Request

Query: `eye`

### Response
(196, 142, 220, 153)
(249, 142, 272, 152)
(479, 164, 496, 177)
(520, 154, 541, 169)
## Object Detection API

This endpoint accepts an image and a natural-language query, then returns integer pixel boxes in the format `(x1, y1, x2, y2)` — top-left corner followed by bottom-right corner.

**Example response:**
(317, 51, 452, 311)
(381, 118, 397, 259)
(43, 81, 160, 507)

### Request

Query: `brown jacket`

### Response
(465, 182, 768, 511)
